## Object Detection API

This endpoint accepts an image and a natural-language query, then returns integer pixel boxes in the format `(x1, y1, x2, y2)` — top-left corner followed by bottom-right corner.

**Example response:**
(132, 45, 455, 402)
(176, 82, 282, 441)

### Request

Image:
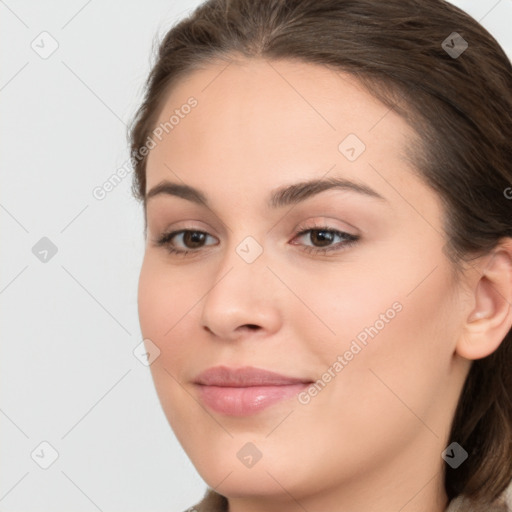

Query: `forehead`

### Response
(145, 57, 422, 210)
(149, 57, 410, 146)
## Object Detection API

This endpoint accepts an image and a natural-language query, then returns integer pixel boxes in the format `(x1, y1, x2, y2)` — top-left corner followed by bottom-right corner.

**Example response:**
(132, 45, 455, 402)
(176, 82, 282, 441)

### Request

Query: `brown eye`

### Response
(155, 230, 217, 255)
(292, 227, 360, 256)
(308, 229, 336, 247)
(181, 231, 207, 248)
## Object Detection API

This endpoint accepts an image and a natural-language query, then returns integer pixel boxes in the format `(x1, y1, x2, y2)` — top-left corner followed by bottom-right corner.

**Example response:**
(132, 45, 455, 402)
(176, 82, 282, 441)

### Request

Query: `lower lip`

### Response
(196, 383, 310, 416)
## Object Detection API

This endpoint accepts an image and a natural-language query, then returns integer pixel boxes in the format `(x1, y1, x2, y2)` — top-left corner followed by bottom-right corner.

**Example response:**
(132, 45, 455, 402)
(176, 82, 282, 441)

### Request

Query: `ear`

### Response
(457, 238, 512, 360)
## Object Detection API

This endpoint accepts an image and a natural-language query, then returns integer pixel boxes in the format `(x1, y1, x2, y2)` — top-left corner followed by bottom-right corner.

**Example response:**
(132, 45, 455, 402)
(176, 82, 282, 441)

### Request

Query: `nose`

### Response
(200, 242, 283, 341)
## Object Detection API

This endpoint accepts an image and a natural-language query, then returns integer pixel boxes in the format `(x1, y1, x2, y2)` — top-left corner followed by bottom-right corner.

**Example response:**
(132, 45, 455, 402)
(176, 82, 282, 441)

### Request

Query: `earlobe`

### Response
(457, 240, 512, 361)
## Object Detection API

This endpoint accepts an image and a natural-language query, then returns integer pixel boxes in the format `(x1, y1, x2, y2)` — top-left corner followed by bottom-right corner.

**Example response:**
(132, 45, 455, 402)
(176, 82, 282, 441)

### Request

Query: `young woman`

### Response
(130, 1, 512, 510)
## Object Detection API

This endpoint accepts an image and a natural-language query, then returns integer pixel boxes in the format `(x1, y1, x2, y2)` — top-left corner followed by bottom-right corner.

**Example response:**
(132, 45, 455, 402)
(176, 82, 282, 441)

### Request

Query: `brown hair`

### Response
(129, 0, 512, 506)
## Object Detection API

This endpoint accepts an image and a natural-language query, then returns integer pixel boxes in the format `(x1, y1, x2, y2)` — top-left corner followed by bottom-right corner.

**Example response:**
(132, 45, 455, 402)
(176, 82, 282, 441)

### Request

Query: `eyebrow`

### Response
(146, 176, 387, 209)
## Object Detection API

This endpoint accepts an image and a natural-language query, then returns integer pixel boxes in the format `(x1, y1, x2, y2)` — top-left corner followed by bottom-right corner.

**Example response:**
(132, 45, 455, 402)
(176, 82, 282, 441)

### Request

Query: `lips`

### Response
(193, 366, 313, 416)
(194, 365, 311, 386)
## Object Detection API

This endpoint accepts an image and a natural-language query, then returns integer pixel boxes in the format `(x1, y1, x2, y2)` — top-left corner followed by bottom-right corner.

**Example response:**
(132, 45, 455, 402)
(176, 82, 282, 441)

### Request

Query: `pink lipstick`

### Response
(194, 366, 312, 416)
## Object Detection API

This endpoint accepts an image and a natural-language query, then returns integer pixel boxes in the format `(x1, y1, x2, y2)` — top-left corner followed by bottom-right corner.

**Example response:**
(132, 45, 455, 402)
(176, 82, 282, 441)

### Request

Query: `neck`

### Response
(226, 434, 450, 512)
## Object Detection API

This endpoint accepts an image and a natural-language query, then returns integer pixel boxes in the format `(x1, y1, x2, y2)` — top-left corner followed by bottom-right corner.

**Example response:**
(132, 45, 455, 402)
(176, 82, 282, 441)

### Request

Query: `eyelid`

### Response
(290, 223, 359, 251)
(154, 219, 360, 259)
(294, 217, 358, 234)
(151, 219, 217, 238)
(153, 217, 357, 242)
(147, 209, 227, 239)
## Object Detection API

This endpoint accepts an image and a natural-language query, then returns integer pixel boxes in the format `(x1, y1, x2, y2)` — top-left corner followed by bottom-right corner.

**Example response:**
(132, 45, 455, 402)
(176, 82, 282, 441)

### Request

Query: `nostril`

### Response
(244, 324, 260, 330)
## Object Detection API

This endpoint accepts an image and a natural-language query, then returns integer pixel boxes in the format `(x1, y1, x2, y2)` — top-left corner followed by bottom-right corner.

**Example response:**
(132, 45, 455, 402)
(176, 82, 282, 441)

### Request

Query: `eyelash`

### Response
(154, 225, 360, 258)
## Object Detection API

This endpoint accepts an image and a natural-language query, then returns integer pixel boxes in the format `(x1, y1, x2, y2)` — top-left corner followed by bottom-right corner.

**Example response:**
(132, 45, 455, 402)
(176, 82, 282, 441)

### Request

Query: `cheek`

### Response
(138, 256, 198, 336)
(138, 258, 168, 340)
(137, 257, 206, 425)
(301, 243, 457, 401)
(137, 256, 204, 378)
(315, 261, 458, 438)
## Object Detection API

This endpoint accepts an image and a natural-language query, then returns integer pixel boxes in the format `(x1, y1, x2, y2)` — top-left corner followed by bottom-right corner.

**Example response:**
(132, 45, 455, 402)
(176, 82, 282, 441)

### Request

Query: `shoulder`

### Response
(181, 488, 228, 512)
(180, 481, 512, 512)
(445, 478, 512, 512)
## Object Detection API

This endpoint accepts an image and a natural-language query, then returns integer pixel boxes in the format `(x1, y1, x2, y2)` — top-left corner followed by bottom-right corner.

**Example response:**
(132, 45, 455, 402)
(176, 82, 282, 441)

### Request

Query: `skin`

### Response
(137, 57, 512, 512)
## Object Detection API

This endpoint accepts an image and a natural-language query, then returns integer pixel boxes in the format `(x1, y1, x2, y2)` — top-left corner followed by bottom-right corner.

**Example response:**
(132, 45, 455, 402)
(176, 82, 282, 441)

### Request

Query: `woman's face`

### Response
(138, 58, 471, 509)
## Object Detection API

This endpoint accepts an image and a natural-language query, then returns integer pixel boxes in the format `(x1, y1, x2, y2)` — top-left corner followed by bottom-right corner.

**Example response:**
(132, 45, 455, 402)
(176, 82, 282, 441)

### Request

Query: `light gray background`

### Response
(1, 1, 511, 511)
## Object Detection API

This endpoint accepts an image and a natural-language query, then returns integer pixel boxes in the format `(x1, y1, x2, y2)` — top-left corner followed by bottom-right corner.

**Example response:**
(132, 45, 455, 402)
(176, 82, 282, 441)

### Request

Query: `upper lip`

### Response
(193, 366, 312, 387)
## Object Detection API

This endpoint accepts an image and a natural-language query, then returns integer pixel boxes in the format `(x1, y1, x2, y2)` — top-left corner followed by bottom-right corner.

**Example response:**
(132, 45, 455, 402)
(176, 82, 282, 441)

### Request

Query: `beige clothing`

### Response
(185, 479, 512, 512)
